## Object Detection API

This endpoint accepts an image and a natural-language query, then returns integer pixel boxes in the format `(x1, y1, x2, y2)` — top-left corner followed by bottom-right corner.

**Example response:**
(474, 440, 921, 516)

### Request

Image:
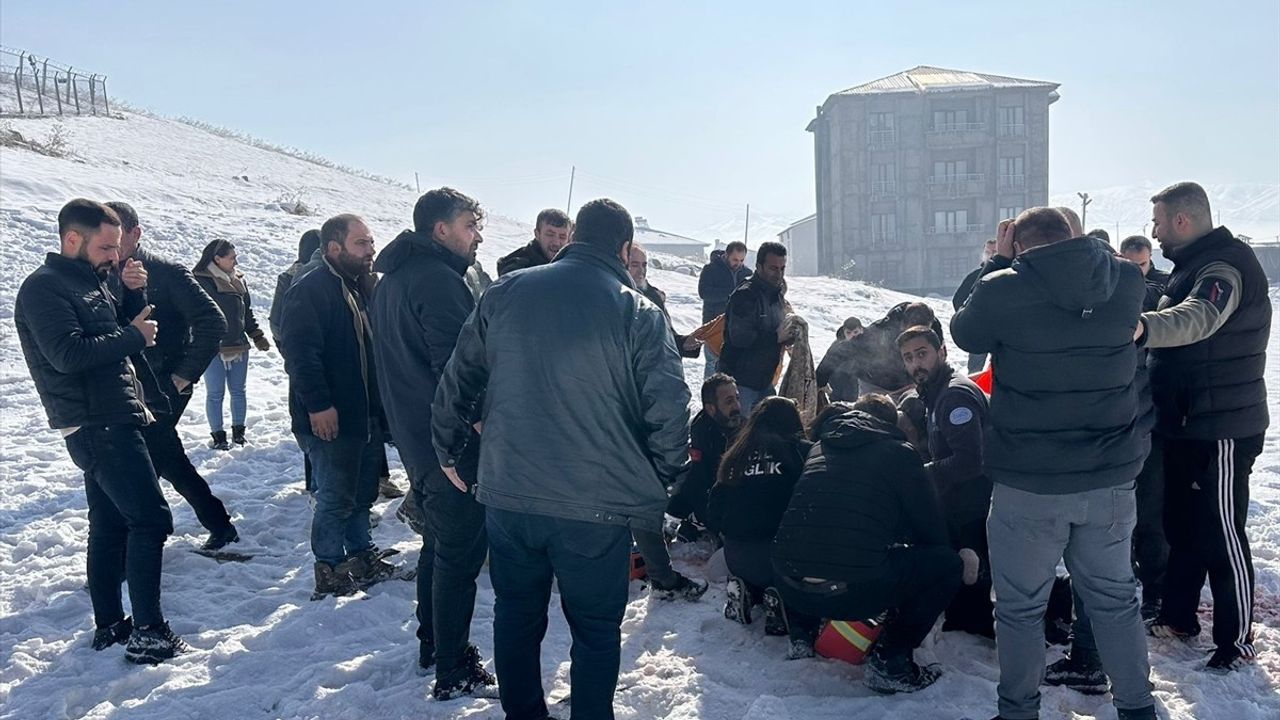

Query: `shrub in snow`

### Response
(273, 189, 314, 216)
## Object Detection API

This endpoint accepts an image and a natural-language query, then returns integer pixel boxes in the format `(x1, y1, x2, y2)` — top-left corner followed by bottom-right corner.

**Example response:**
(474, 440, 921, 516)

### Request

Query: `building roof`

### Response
(779, 214, 817, 235)
(633, 218, 708, 247)
(834, 65, 1059, 97)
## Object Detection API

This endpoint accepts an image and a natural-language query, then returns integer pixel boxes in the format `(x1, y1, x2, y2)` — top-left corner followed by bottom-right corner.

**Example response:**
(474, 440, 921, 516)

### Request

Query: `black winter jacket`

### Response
(706, 438, 811, 542)
(771, 411, 949, 582)
(496, 239, 553, 277)
(816, 334, 861, 402)
(129, 247, 226, 384)
(370, 230, 479, 474)
(718, 276, 785, 390)
(280, 259, 383, 440)
(667, 409, 735, 522)
(951, 238, 1146, 494)
(194, 267, 264, 353)
(849, 302, 946, 393)
(952, 264, 985, 311)
(698, 250, 752, 322)
(919, 366, 991, 527)
(15, 253, 154, 429)
(433, 242, 691, 531)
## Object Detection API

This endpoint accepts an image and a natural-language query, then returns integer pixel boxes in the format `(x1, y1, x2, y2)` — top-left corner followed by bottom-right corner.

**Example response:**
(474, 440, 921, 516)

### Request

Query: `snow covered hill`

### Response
(2, 108, 1279, 720)
(1049, 183, 1280, 244)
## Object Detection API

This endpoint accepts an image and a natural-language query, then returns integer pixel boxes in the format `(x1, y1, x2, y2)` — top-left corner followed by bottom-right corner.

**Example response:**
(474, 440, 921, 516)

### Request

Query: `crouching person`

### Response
(771, 396, 964, 693)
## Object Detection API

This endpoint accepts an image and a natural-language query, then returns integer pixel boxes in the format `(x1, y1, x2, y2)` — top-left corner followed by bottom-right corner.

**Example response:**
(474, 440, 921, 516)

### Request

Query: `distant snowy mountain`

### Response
(1050, 182, 1280, 242)
(685, 209, 797, 251)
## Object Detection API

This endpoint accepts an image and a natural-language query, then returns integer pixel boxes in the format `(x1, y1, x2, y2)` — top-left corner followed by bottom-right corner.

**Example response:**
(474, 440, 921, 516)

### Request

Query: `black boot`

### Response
(201, 523, 240, 551)
(125, 622, 191, 664)
(231, 425, 246, 446)
(209, 431, 230, 450)
(92, 616, 132, 651)
(864, 647, 943, 694)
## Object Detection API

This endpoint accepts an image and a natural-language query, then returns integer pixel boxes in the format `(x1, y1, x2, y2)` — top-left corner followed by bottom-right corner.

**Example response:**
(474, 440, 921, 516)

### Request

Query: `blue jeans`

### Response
(204, 351, 248, 432)
(64, 425, 174, 628)
(487, 508, 631, 720)
(735, 384, 775, 412)
(704, 345, 719, 379)
(988, 482, 1152, 719)
(298, 424, 382, 566)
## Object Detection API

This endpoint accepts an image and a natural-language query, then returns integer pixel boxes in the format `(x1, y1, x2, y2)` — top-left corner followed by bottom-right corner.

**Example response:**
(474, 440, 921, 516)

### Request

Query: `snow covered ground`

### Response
(1, 108, 1278, 720)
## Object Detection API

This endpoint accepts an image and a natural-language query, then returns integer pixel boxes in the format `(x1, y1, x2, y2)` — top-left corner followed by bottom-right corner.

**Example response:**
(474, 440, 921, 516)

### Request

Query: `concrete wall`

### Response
(779, 216, 819, 275)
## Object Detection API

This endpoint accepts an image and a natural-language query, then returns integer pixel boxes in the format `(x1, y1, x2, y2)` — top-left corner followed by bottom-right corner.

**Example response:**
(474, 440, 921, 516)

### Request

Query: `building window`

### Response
(999, 157, 1026, 188)
(999, 206, 1025, 220)
(999, 106, 1025, 136)
(872, 163, 897, 195)
(941, 253, 967, 278)
(867, 259, 902, 284)
(872, 213, 896, 246)
(932, 160, 968, 180)
(932, 109, 968, 132)
(868, 112, 895, 145)
(934, 210, 968, 233)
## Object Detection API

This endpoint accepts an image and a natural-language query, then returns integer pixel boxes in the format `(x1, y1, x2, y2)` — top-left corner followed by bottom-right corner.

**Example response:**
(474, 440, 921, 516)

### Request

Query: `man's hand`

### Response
(1133, 320, 1145, 342)
(995, 219, 1016, 260)
(131, 305, 158, 346)
(253, 335, 271, 351)
(121, 258, 148, 290)
(442, 465, 468, 493)
(472, 421, 484, 435)
(681, 336, 703, 353)
(171, 375, 191, 393)
(309, 407, 339, 441)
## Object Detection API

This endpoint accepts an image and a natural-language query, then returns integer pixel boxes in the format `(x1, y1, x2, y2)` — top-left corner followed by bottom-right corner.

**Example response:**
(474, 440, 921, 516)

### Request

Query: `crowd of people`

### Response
(12, 180, 1270, 720)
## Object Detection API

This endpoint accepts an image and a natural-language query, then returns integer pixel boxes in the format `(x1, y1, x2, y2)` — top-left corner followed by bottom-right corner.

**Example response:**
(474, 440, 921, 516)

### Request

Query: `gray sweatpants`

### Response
(988, 482, 1153, 720)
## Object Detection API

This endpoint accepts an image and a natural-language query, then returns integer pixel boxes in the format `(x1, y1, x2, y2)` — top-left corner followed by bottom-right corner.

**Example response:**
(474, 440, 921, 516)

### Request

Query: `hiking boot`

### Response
(785, 636, 816, 660)
(431, 644, 498, 701)
(378, 476, 405, 499)
(208, 431, 230, 451)
(1147, 617, 1199, 640)
(761, 587, 789, 637)
(92, 616, 132, 651)
(1205, 646, 1252, 674)
(723, 575, 752, 624)
(340, 549, 401, 589)
(125, 622, 190, 664)
(650, 571, 708, 601)
(1139, 596, 1162, 623)
(863, 648, 943, 694)
(312, 561, 359, 600)
(394, 496, 426, 535)
(1044, 652, 1108, 694)
(201, 523, 240, 551)
(231, 425, 246, 446)
(674, 519, 704, 543)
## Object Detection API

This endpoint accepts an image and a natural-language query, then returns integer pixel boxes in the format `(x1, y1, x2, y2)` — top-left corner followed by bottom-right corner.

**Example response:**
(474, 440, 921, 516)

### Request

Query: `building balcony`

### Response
(867, 129, 896, 147)
(926, 224, 985, 237)
(999, 123, 1026, 137)
(870, 180, 898, 198)
(926, 174, 985, 198)
(926, 122, 988, 147)
(999, 174, 1027, 190)
(869, 231, 898, 248)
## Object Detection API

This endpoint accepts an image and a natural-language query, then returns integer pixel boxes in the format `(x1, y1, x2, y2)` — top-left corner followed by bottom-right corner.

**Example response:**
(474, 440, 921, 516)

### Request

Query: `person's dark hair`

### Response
(58, 198, 120, 241)
(843, 316, 863, 333)
(756, 241, 787, 265)
(1086, 228, 1110, 242)
(701, 372, 736, 406)
(535, 208, 571, 230)
(1120, 235, 1152, 254)
(573, 198, 634, 254)
(1014, 207, 1072, 250)
(1150, 181, 1212, 226)
(901, 301, 936, 328)
(298, 229, 321, 263)
(717, 397, 805, 487)
(725, 240, 748, 255)
(808, 401, 856, 441)
(852, 393, 899, 426)
(104, 201, 139, 233)
(1054, 206, 1083, 237)
(413, 187, 484, 236)
(193, 239, 235, 274)
(896, 324, 942, 351)
(320, 214, 363, 252)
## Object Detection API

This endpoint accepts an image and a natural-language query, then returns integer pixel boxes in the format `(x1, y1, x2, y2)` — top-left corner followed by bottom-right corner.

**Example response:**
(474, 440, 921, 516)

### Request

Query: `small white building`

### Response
(778, 214, 818, 276)
(633, 217, 709, 261)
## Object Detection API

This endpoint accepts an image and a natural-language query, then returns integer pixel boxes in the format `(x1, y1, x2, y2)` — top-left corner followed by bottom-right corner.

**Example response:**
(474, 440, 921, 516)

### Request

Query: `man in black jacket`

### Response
(952, 209, 1155, 720)
(698, 241, 751, 377)
(269, 229, 321, 344)
(628, 243, 703, 359)
(719, 241, 788, 409)
(667, 373, 743, 531)
(1137, 182, 1271, 673)
(953, 237, 998, 372)
(433, 198, 690, 720)
(1121, 235, 1171, 315)
(15, 199, 187, 664)
(281, 214, 400, 599)
(496, 208, 571, 276)
(899, 325, 993, 638)
(369, 188, 496, 699)
(771, 396, 963, 693)
(106, 202, 238, 551)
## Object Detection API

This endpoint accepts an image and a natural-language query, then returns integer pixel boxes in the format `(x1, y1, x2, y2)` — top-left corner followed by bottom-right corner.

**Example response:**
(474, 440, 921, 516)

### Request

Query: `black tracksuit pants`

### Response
(142, 387, 232, 533)
(1160, 433, 1263, 657)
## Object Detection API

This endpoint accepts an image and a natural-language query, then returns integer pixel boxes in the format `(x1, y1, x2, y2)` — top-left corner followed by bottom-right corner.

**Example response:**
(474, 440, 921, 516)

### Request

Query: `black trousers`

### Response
(1132, 434, 1168, 603)
(944, 517, 994, 636)
(65, 424, 174, 628)
(1161, 433, 1263, 657)
(775, 545, 962, 658)
(142, 387, 232, 533)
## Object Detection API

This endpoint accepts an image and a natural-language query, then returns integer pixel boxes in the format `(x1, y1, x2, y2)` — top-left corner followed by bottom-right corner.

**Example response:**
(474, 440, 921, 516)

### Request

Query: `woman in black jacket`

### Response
(708, 397, 811, 641)
(193, 240, 270, 449)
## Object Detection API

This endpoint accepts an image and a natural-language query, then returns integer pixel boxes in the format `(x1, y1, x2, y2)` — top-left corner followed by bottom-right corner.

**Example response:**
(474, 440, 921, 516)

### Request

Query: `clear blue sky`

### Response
(3, 0, 1278, 234)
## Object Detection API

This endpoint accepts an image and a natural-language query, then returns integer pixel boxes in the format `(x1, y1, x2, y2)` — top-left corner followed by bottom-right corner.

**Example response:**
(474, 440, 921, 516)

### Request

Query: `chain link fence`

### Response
(0, 47, 110, 117)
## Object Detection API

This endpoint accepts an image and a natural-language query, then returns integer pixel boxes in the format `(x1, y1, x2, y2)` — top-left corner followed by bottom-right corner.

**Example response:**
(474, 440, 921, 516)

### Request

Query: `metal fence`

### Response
(0, 47, 110, 117)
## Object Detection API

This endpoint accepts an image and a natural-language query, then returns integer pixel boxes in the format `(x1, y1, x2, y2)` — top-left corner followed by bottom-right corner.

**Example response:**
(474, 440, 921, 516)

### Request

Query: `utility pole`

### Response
(743, 203, 750, 245)
(1077, 192, 1092, 231)
(566, 166, 576, 213)
(414, 172, 420, 194)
